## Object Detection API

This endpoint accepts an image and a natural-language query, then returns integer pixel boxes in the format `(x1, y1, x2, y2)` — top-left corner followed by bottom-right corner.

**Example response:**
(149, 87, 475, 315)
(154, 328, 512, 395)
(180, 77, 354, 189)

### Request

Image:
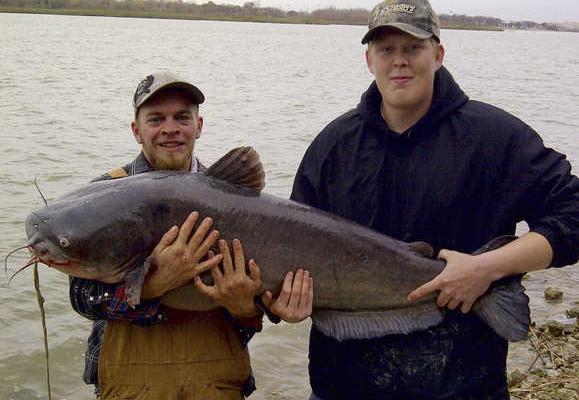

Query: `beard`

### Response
(150, 152, 191, 171)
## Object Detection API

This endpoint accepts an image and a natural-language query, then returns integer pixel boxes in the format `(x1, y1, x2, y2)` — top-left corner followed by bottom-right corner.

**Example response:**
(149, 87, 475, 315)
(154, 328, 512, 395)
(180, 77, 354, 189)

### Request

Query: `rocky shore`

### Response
(508, 300, 579, 400)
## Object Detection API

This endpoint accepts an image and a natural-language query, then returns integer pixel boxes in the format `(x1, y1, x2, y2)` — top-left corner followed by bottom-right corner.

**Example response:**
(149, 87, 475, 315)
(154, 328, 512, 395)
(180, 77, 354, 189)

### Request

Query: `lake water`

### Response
(0, 13, 578, 399)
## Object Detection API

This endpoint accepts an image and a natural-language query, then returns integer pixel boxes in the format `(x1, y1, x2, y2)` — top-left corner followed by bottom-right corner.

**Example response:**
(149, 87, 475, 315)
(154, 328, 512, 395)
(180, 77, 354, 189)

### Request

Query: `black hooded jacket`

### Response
(291, 67, 578, 399)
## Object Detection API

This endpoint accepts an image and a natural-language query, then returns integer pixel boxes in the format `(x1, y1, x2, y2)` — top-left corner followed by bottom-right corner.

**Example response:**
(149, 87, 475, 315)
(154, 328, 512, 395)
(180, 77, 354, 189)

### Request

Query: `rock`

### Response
(508, 369, 527, 387)
(544, 287, 564, 301)
(565, 381, 579, 394)
(530, 368, 547, 378)
(544, 319, 576, 336)
(567, 306, 579, 319)
(556, 388, 578, 400)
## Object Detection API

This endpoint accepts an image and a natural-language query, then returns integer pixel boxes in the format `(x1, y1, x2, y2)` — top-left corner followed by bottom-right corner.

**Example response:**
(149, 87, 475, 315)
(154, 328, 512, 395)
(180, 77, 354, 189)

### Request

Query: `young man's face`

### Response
(132, 88, 203, 171)
(366, 28, 444, 115)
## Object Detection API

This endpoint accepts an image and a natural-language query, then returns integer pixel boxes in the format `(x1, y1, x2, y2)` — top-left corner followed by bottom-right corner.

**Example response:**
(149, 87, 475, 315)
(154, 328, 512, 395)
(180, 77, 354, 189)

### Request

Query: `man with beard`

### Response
(70, 72, 313, 399)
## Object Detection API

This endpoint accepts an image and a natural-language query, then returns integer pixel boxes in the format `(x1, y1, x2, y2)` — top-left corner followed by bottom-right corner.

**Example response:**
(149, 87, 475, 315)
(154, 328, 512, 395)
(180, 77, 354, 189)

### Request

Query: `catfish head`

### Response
(25, 189, 151, 283)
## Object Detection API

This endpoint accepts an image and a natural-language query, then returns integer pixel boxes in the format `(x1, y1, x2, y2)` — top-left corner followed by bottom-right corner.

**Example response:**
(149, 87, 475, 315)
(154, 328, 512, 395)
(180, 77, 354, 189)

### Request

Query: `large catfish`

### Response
(25, 147, 530, 341)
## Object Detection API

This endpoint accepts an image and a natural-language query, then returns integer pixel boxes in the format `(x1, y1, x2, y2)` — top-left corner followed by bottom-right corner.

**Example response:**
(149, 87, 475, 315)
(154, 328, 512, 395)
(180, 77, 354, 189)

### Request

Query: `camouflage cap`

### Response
(132, 72, 205, 116)
(362, 0, 440, 44)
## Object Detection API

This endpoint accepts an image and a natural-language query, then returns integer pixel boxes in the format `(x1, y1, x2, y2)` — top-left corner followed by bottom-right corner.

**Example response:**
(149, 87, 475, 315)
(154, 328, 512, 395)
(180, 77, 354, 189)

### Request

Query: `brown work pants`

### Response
(98, 309, 251, 399)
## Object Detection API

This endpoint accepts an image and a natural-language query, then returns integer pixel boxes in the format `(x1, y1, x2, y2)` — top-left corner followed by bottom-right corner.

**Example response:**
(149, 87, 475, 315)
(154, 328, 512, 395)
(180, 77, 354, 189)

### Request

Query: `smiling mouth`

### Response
(159, 142, 185, 148)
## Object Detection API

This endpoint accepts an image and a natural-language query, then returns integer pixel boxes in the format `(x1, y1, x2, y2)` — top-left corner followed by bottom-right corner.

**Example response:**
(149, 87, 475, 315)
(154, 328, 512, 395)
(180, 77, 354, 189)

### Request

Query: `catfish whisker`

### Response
(34, 175, 48, 206)
(8, 257, 38, 285)
(4, 244, 31, 275)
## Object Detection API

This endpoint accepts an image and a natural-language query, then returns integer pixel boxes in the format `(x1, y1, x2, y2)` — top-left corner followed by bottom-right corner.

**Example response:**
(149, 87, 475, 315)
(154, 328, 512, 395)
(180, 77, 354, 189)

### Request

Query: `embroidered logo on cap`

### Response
(134, 75, 155, 107)
(383, 4, 416, 14)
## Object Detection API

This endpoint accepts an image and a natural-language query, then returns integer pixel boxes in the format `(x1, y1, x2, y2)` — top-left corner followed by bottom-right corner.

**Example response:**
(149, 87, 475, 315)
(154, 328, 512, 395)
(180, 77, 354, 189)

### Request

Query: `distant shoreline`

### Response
(0, 7, 315, 24)
(1, 7, 503, 31)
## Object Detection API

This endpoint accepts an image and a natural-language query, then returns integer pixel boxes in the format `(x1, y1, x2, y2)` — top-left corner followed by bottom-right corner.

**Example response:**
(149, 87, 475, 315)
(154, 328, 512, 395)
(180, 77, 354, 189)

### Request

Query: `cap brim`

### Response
(361, 23, 433, 44)
(155, 81, 205, 105)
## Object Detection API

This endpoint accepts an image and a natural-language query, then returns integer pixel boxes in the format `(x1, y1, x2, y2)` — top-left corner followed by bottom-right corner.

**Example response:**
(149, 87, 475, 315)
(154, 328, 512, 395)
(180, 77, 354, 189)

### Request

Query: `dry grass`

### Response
(509, 323, 579, 400)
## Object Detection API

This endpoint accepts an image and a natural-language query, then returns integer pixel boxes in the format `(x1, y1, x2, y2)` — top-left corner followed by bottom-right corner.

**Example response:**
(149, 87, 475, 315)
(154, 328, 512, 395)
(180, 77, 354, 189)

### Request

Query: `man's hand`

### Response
(194, 239, 262, 318)
(407, 250, 494, 314)
(261, 268, 313, 323)
(141, 212, 222, 300)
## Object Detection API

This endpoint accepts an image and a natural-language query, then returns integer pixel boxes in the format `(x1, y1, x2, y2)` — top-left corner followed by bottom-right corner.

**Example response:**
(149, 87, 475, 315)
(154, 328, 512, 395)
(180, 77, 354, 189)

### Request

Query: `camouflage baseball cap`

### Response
(362, 0, 440, 44)
(132, 72, 205, 115)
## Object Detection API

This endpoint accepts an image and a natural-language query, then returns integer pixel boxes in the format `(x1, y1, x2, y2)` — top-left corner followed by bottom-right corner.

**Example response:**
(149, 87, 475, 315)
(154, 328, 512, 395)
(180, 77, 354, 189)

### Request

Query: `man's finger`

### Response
(460, 300, 474, 314)
(288, 268, 305, 309)
(188, 217, 213, 250)
(177, 212, 199, 243)
(407, 278, 439, 302)
(210, 261, 224, 285)
(194, 275, 215, 296)
(437, 249, 453, 261)
(436, 292, 451, 308)
(219, 240, 234, 275)
(300, 271, 314, 311)
(447, 297, 461, 310)
(232, 239, 245, 275)
(248, 259, 262, 283)
(276, 271, 294, 307)
(192, 229, 219, 261)
(156, 225, 179, 250)
(193, 254, 223, 277)
(261, 291, 273, 308)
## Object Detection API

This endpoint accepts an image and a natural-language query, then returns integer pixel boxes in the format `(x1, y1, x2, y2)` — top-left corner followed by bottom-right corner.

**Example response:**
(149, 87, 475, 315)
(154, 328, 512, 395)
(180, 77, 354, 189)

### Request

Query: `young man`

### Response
(291, 1, 579, 399)
(70, 72, 313, 399)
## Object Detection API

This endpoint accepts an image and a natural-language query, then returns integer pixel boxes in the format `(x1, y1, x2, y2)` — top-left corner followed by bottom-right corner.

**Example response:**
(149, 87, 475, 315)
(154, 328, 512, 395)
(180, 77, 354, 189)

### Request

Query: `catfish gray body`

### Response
(25, 147, 530, 342)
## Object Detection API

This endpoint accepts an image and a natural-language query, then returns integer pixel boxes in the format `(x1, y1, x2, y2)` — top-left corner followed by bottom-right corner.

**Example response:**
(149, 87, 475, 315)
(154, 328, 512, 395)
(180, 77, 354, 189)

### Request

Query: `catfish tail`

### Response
(471, 236, 531, 341)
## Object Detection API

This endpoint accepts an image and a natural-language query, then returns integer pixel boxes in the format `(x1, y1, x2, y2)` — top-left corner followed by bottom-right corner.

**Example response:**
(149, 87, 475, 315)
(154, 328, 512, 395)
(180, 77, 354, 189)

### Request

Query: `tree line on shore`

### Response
(0, 0, 576, 32)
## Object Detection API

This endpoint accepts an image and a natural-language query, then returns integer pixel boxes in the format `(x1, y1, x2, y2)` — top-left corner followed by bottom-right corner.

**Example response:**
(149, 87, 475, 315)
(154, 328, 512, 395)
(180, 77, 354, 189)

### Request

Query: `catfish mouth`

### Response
(28, 244, 80, 276)
(41, 258, 72, 268)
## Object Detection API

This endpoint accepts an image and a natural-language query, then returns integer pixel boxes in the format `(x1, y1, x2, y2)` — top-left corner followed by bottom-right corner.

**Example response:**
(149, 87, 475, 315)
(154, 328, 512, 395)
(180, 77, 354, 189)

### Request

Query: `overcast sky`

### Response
(220, 1, 579, 22)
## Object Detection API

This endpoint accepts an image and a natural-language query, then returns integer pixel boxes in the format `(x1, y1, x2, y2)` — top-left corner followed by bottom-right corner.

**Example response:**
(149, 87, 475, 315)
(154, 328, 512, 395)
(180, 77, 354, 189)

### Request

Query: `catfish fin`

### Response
(469, 235, 529, 341)
(205, 146, 265, 191)
(472, 274, 530, 341)
(124, 257, 153, 308)
(472, 235, 518, 255)
(312, 302, 443, 341)
(408, 241, 434, 258)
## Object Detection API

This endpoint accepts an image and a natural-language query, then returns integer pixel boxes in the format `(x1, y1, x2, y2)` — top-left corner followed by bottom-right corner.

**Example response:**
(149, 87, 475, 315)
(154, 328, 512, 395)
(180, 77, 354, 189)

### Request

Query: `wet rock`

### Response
(544, 287, 563, 301)
(508, 369, 527, 387)
(567, 306, 579, 319)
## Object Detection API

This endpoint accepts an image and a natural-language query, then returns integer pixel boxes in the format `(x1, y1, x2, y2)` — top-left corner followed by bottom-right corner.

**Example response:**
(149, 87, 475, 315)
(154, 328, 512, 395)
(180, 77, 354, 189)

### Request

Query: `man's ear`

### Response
(195, 116, 204, 139)
(435, 43, 445, 70)
(365, 48, 375, 75)
(131, 121, 142, 144)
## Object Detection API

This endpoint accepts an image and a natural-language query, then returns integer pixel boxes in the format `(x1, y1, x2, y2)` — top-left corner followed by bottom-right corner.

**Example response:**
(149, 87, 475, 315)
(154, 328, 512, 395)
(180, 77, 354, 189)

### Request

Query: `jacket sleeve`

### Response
(510, 126, 579, 268)
(69, 277, 164, 326)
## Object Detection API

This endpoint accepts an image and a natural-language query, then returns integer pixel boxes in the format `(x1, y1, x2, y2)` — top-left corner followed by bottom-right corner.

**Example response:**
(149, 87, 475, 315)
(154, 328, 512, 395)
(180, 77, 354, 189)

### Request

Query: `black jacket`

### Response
(291, 67, 579, 399)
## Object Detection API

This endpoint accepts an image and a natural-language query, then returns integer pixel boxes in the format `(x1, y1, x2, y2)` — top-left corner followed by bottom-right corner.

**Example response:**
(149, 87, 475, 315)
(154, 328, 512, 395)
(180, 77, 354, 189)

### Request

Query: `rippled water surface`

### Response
(0, 13, 578, 399)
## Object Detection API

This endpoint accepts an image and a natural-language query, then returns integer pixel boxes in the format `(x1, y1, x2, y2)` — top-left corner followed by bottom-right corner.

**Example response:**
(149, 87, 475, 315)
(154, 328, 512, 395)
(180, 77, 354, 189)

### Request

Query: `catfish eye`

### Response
(59, 237, 71, 248)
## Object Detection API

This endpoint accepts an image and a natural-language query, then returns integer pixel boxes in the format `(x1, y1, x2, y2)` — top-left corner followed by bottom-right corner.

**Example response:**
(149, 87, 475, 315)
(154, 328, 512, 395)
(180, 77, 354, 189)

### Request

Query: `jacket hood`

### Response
(357, 66, 468, 136)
